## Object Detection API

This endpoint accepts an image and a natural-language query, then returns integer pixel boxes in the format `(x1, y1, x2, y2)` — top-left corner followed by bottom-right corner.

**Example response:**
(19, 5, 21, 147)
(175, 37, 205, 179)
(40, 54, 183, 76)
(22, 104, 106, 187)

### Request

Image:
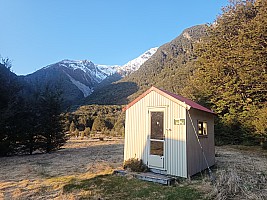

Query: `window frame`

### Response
(197, 120, 208, 137)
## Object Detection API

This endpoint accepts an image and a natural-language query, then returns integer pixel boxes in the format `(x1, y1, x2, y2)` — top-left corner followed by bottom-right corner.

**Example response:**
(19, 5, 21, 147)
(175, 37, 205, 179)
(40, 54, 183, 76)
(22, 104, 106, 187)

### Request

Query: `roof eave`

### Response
(123, 86, 216, 115)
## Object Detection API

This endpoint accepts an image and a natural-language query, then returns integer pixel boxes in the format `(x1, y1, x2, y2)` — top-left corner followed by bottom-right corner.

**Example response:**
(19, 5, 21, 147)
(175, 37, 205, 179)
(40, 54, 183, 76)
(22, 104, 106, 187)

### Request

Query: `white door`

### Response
(148, 108, 165, 169)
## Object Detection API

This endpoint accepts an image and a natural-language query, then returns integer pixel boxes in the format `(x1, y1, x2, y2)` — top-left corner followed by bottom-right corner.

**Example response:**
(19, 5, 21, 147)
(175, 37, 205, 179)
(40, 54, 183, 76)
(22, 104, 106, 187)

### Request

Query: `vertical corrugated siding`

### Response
(124, 91, 188, 177)
(186, 109, 215, 177)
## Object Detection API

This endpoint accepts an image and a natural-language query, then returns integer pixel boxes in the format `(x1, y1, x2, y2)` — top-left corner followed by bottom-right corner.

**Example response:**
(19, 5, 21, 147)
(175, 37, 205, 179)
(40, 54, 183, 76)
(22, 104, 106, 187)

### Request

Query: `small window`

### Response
(198, 121, 207, 136)
(150, 141, 164, 156)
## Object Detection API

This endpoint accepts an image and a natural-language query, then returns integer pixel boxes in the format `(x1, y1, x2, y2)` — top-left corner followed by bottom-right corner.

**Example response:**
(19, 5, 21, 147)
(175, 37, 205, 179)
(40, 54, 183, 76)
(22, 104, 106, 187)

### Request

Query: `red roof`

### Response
(123, 86, 215, 114)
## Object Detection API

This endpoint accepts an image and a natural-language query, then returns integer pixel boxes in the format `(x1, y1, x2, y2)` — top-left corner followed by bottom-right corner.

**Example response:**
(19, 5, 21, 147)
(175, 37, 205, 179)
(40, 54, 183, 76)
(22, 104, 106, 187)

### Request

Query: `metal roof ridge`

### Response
(123, 86, 215, 114)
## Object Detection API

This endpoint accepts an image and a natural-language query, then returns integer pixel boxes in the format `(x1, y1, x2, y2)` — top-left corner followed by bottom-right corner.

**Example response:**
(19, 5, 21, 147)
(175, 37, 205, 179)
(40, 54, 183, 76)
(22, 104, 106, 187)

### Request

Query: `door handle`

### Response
(166, 128, 171, 131)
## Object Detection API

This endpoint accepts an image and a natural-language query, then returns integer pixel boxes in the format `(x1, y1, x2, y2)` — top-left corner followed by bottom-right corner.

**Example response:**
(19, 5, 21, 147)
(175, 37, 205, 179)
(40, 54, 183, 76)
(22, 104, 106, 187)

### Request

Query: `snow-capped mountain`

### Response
(116, 47, 158, 76)
(95, 64, 120, 77)
(44, 59, 119, 84)
(23, 47, 158, 107)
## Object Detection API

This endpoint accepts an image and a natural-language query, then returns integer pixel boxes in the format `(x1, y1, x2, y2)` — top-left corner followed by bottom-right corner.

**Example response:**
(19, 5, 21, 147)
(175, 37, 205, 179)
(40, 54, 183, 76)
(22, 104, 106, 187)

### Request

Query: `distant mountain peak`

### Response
(24, 46, 158, 106)
(60, 59, 93, 65)
(116, 47, 158, 76)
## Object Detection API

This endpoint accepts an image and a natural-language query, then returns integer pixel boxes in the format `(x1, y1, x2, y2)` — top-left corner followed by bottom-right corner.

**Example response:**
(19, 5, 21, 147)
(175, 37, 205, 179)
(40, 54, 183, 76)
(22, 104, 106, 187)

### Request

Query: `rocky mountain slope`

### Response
(84, 25, 207, 105)
(24, 60, 96, 106)
(23, 48, 157, 107)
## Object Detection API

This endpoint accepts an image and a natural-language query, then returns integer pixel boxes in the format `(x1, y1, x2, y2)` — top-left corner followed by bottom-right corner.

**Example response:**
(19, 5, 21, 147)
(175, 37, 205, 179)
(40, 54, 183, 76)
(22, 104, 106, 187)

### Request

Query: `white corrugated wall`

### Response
(124, 91, 188, 177)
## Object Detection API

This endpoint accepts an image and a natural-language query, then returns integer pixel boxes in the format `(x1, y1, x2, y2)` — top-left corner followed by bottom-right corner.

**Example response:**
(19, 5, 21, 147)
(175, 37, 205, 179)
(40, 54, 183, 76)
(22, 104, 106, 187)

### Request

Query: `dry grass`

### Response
(0, 138, 124, 199)
(1, 139, 267, 200)
(210, 146, 267, 200)
(62, 174, 203, 200)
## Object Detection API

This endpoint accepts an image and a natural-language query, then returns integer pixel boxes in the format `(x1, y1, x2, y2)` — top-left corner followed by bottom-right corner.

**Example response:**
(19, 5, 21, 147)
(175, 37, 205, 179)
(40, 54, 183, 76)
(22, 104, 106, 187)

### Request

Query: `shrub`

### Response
(92, 117, 106, 131)
(69, 121, 76, 132)
(262, 141, 267, 150)
(123, 158, 148, 172)
(84, 127, 90, 137)
(74, 129, 79, 137)
(80, 131, 84, 139)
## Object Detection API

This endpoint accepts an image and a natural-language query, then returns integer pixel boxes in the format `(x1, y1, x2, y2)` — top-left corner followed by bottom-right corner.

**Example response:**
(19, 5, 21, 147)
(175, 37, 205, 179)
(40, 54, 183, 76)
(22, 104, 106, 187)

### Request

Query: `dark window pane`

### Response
(150, 141, 164, 156)
(151, 112, 164, 140)
(198, 121, 203, 135)
(198, 121, 208, 135)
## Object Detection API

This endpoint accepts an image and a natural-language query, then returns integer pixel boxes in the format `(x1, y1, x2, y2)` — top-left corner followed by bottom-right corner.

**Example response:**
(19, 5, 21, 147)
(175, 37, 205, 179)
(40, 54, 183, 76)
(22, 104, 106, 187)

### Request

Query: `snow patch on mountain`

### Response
(44, 59, 93, 73)
(116, 47, 158, 75)
(96, 64, 120, 76)
(63, 60, 96, 74)
(39, 47, 158, 99)
(94, 67, 108, 82)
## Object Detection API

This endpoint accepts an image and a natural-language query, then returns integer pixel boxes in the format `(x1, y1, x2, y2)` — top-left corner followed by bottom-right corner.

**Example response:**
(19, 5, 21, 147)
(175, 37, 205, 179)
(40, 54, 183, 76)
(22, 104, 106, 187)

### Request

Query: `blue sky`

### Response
(0, 0, 229, 75)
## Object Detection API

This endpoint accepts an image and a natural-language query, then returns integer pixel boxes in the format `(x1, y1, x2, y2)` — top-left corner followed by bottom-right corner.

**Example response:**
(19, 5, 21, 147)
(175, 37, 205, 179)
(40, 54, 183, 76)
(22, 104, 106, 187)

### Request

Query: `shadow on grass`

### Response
(63, 174, 203, 200)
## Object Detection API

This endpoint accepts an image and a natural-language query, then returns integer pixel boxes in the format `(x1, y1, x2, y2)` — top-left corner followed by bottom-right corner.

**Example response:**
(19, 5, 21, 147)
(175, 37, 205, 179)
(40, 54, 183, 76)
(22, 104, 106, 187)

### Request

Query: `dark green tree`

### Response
(11, 102, 38, 155)
(77, 116, 86, 131)
(113, 113, 125, 136)
(36, 87, 67, 153)
(252, 103, 267, 146)
(0, 61, 23, 156)
(69, 121, 76, 133)
(84, 127, 91, 137)
(184, 0, 267, 144)
(0, 58, 69, 156)
(74, 128, 79, 137)
(92, 116, 106, 132)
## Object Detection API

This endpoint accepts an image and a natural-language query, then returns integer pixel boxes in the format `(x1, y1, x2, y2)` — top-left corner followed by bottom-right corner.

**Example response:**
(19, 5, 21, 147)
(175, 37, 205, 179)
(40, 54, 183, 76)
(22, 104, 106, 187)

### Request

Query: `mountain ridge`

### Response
(22, 47, 158, 107)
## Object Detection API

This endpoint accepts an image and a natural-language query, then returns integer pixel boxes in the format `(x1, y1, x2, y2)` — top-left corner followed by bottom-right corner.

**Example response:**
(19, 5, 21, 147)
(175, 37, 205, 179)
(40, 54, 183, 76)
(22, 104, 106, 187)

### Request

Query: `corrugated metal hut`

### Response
(123, 86, 215, 178)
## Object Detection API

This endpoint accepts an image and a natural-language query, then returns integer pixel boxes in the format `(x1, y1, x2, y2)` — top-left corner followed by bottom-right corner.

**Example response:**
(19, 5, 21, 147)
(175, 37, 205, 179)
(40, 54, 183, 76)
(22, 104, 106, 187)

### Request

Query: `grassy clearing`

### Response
(63, 174, 203, 200)
(1, 140, 267, 199)
(0, 139, 124, 199)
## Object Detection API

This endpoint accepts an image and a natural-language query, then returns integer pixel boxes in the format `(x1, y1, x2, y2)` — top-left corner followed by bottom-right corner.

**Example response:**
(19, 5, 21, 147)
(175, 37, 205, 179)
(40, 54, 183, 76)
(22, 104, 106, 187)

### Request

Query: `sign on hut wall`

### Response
(174, 119, 185, 125)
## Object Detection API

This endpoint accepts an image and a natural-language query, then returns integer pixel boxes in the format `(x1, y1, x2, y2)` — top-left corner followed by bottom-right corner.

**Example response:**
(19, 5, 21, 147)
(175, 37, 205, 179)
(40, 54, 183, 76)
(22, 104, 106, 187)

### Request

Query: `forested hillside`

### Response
(64, 105, 124, 137)
(182, 0, 267, 145)
(125, 25, 207, 101)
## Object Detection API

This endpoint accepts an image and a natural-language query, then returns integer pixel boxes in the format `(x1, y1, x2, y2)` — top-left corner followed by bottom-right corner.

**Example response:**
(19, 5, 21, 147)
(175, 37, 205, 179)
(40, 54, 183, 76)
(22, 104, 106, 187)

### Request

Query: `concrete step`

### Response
(135, 172, 175, 185)
(149, 168, 167, 175)
(114, 170, 175, 185)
